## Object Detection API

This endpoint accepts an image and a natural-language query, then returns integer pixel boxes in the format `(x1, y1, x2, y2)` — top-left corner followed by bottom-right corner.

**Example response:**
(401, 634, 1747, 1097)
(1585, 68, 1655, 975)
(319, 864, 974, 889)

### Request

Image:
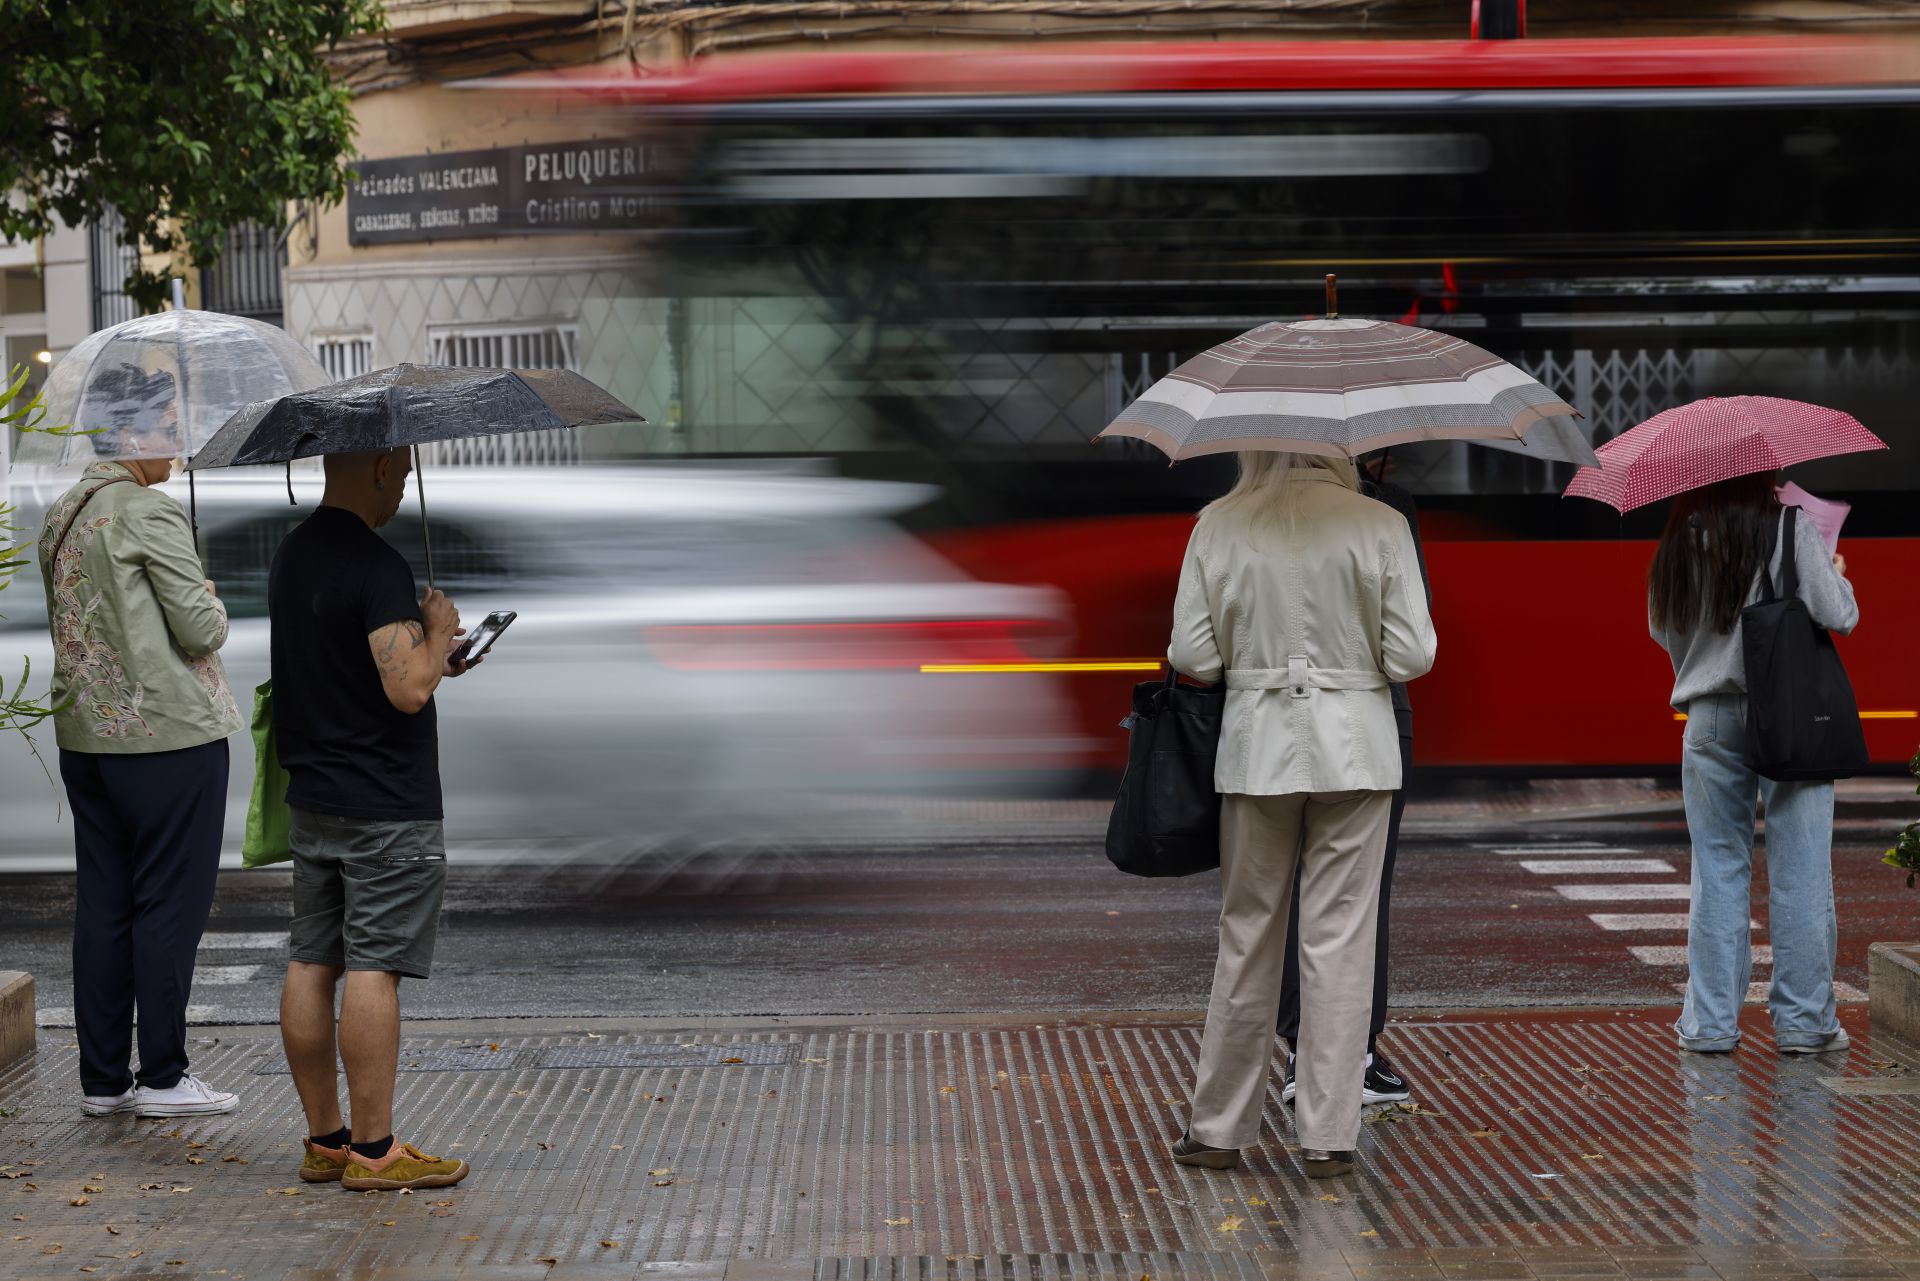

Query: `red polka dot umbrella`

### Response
(1562, 395, 1887, 513)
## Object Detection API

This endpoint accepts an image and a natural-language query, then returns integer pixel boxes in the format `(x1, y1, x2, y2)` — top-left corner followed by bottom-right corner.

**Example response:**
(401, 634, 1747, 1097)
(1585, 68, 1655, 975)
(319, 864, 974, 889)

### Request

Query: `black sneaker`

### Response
(1362, 1052, 1411, 1105)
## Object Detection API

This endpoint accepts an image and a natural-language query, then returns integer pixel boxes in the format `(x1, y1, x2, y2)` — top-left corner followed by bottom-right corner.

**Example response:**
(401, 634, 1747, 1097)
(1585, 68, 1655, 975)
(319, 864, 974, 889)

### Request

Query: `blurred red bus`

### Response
(530, 36, 1920, 771)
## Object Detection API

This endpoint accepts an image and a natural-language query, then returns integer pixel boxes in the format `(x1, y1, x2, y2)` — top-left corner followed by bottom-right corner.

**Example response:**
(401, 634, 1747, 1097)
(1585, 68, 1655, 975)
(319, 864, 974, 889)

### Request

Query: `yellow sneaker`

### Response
(340, 1141, 470, 1191)
(299, 1137, 352, 1183)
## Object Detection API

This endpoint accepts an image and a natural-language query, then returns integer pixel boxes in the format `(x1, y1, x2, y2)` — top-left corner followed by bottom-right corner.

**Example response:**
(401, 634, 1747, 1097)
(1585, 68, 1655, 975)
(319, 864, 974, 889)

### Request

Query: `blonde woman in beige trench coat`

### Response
(1166, 451, 1436, 1179)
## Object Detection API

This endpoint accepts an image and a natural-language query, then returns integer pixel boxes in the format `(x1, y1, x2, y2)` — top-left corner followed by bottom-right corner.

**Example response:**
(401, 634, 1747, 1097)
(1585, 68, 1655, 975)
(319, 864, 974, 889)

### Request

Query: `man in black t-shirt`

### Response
(269, 446, 477, 1192)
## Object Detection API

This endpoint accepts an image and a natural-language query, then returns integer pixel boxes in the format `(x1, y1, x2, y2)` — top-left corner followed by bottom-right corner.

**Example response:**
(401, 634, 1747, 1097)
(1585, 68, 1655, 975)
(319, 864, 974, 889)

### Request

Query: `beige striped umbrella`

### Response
(1098, 281, 1586, 463)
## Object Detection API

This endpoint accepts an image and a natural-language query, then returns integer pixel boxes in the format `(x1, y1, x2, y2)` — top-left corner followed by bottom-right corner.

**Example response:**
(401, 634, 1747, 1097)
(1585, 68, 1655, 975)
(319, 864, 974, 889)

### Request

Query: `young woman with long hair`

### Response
(1648, 472, 1858, 1055)
(1166, 451, 1435, 1178)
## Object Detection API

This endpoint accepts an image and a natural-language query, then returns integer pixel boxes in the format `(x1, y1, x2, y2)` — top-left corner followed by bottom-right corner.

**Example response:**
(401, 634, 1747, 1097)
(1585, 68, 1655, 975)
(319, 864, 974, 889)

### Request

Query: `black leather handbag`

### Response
(1104, 669, 1224, 877)
(1741, 506, 1870, 781)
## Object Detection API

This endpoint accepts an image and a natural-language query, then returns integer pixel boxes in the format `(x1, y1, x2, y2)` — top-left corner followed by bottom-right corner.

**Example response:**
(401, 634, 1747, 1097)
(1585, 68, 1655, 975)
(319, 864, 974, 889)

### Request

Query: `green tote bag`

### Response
(243, 679, 292, 868)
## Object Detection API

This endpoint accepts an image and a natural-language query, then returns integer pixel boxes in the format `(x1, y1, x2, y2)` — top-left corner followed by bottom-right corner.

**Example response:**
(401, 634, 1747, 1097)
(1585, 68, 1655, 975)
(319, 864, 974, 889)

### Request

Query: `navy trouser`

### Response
(1277, 721, 1412, 1055)
(60, 740, 228, 1096)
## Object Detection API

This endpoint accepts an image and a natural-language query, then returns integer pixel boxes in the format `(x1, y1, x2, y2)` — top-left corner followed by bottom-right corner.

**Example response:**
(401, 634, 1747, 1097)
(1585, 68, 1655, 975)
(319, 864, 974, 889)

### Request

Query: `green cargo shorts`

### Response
(286, 808, 448, 980)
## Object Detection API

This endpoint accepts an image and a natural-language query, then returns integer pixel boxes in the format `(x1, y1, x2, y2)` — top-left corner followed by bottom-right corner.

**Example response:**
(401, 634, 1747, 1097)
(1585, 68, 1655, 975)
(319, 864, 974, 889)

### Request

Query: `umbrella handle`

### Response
(1325, 273, 1339, 319)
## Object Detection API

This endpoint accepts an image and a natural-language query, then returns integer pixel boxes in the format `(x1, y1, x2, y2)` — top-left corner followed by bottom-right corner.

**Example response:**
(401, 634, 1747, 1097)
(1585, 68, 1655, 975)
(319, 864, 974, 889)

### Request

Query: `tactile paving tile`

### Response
(3, 1011, 1918, 1281)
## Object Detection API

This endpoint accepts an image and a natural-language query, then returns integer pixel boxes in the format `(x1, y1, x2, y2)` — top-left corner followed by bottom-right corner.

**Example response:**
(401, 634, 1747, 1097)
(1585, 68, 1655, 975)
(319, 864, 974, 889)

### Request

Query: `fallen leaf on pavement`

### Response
(601, 1240, 620, 1248)
(398, 1188, 413, 1196)
(654, 1180, 674, 1188)
(939, 1086, 957, 1094)
(40, 1244, 60, 1255)
(488, 1043, 501, 1052)
(536, 1142, 553, 1151)
(1702, 1094, 1728, 1102)
(1464, 1129, 1501, 1139)
(537, 1257, 558, 1265)
(186, 1142, 208, 1150)
(884, 1218, 911, 1226)
(462, 1235, 479, 1242)
(222, 1156, 247, 1164)
(69, 1197, 88, 1207)
(1580, 1154, 1606, 1162)
(129, 1248, 143, 1258)
(186, 1158, 205, 1166)
(1246, 1197, 1267, 1207)
(609, 1144, 623, 1151)
(139, 1185, 164, 1192)
(648, 1168, 672, 1177)
(508, 1090, 530, 1097)
(801, 1057, 828, 1064)
(381, 1220, 397, 1227)
(169, 1187, 191, 1194)
(722, 1057, 746, 1064)
(82, 1185, 103, 1194)
(1359, 1229, 1379, 1238)
(106, 1225, 119, 1235)
(432, 1200, 455, 1208)
(1217, 1216, 1245, 1232)
(1318, 1194, 1341, 1204)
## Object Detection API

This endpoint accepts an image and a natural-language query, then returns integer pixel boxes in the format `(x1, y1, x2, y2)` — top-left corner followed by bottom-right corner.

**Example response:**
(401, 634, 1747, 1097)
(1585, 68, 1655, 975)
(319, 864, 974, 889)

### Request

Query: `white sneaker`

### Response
(1779, 1030, 1852, 1056)
(132, 1074, 237, 1118)
(80, 1087, 137, 1117)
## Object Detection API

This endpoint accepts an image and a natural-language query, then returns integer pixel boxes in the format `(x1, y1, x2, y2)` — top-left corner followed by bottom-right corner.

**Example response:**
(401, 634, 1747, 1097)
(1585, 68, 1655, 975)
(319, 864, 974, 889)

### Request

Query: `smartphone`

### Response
(453, 610, 516, 664)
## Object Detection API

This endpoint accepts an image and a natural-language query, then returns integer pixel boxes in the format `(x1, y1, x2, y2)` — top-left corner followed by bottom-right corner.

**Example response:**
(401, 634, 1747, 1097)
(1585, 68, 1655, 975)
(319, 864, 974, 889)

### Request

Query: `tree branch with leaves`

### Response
(1, 366, 76, 778)
(0, 0, 386, 312)
(1886, 748, 1920, 888)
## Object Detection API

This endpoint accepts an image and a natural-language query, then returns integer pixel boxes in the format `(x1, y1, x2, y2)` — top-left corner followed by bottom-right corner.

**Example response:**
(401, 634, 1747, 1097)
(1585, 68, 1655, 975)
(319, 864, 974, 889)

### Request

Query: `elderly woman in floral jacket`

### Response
(36, 369, 243, 1120)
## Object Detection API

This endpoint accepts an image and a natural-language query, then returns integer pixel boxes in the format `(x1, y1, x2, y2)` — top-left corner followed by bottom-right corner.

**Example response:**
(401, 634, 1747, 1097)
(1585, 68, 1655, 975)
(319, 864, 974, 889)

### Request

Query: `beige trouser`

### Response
(1188, 789, 1392, 1152)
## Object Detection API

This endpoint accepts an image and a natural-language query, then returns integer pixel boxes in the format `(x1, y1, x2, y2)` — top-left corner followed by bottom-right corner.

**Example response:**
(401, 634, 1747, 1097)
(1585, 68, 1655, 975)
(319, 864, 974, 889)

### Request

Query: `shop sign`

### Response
(348, 138, 654, 245)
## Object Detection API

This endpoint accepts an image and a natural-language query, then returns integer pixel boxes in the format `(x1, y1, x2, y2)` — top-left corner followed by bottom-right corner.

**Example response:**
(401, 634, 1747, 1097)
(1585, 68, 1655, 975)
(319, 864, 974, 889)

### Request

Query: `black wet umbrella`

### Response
(189, 363, 644, 584)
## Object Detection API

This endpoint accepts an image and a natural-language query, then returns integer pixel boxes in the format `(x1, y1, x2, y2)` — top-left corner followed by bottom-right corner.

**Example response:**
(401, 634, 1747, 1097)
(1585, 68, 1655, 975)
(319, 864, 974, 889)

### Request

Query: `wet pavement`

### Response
(4, 779, 1917, 1277)
(2, 1008, 1919, 1280)
(0, 802, 1911, 1026)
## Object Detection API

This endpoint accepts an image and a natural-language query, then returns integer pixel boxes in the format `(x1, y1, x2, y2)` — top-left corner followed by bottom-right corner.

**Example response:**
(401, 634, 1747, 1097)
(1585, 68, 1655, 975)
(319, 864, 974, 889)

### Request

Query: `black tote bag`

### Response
(1104, 669, 1224, 877)
(1740, 506, 1870, 781)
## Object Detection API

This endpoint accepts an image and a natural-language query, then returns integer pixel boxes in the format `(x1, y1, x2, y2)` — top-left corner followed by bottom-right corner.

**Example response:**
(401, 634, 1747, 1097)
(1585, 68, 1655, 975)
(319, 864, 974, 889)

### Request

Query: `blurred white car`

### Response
(0, 465, 1088, 867)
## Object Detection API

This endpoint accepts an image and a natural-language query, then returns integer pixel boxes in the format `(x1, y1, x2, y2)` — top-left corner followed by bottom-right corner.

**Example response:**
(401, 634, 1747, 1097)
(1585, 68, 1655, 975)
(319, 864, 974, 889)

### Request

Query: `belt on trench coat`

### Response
(1225, 657, 1388, 700)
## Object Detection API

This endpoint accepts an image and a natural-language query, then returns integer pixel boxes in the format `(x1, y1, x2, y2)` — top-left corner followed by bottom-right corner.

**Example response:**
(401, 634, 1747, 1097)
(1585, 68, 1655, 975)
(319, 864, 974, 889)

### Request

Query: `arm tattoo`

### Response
(370, 620, 430, 683)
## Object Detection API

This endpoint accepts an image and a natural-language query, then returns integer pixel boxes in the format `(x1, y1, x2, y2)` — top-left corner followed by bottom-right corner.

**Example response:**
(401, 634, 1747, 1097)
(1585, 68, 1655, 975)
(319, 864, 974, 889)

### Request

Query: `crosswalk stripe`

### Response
(1520, 859, 1676, 876)
(1556, 883, 1691, 901)
(1589, 913, 1755, 931)
(198, 932, 287, 951)
(1489, 846, 1641, 855)
(1672, 981, 1867, 1003)
(1632, 944, 1773, 967)
(193, 965, 261, 986)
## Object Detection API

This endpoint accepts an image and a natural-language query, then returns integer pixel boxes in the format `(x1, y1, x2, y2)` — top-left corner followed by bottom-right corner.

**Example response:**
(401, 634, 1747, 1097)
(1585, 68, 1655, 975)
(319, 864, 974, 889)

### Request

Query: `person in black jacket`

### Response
(1275, 449, 1430, 1107)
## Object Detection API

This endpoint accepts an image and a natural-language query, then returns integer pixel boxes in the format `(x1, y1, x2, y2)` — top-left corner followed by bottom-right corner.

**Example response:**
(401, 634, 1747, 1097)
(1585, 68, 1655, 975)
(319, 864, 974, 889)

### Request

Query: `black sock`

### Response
(310, 1126, 351, 1149)
(350, 1134, 394, 1161)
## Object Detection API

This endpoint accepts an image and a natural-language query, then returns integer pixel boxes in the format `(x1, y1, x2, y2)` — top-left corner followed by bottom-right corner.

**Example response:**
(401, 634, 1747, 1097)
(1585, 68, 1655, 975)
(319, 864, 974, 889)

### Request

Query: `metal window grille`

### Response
(200, 220, 286, 325)
(89, 210, 141, 330)
(313, 334, 374, 382)
(424, 322, 583, 465)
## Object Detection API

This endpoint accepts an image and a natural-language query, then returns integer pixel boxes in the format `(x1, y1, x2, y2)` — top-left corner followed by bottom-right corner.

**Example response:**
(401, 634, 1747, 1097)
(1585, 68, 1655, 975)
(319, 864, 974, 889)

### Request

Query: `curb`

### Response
(1869, 942, 1920, 1052)
(0, 971, 33, 1071)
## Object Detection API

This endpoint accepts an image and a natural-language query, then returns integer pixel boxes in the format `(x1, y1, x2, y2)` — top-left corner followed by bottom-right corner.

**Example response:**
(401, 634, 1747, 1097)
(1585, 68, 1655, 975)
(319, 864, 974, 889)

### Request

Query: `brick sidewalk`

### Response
(4, 1008, 1919, 1280)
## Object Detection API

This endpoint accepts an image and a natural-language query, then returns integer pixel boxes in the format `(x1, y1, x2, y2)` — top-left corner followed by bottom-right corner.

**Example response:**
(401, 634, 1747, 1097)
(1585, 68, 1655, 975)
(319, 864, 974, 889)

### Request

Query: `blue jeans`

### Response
(1678, 693, 1841, 1051)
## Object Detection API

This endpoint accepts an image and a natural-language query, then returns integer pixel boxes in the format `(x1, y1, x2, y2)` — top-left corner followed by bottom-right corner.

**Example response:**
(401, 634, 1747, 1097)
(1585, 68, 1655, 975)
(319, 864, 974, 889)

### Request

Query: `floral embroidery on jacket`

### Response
(188, 650, 241, 729)
(46, 507, 153, 739)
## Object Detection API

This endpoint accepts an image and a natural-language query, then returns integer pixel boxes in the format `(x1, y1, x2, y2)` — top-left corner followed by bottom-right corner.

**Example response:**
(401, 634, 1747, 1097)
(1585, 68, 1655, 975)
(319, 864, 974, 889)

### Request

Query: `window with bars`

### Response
(313, 334, 374, 382)
(200, 221, 287, 325)
(429, 323, 579, 373)
(89, 211, 141, 331)
(424, 321, 583, 465)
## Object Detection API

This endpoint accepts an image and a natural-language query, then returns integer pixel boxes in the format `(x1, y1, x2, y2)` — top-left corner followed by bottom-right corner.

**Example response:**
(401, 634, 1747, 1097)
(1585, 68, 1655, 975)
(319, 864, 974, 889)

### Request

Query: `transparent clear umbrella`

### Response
(17, 310, 330, 465)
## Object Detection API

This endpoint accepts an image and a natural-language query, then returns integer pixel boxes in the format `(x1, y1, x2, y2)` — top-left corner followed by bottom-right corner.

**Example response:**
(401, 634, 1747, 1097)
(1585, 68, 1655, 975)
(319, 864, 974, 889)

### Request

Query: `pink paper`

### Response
(1777, 481, 1849, 556)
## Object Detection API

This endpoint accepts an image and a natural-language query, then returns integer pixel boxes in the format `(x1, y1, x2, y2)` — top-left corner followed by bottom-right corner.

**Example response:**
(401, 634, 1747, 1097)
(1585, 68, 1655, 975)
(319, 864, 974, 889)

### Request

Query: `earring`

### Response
(375, 481, 385, 492)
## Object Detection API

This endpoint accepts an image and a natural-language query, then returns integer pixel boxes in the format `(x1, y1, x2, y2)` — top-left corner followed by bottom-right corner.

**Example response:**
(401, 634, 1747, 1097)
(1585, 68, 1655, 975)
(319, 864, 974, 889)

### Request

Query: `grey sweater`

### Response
(1650, 508, 1860, 710)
